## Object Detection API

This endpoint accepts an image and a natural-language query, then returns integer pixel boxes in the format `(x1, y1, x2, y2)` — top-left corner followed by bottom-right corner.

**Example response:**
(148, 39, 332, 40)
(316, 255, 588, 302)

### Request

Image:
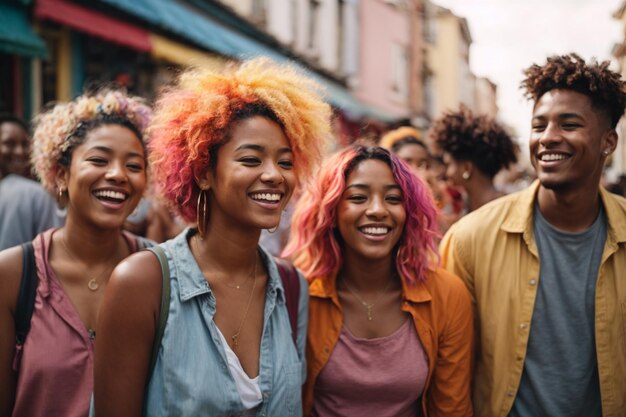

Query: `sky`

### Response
(433, 0, 624, 150)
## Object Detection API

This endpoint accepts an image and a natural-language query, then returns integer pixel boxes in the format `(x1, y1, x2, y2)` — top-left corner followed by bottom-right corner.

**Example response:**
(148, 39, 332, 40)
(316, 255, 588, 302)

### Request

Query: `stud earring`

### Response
(603, 150, 610, 156)
(462, 171, 471, 180)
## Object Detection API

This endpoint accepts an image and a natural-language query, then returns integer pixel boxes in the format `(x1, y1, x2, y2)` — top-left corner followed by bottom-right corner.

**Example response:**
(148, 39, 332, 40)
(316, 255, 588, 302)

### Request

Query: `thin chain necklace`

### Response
(193, 237, 255, 290)
(231, 253, 258, 348)
(60, 231, 120, 291)
(341, 276, 393, 321)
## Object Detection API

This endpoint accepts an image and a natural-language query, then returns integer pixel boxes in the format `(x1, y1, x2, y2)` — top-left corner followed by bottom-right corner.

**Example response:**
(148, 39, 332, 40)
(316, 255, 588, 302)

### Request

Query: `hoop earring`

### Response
(197, 189, 209, 239)
(267, 225, 279, 234)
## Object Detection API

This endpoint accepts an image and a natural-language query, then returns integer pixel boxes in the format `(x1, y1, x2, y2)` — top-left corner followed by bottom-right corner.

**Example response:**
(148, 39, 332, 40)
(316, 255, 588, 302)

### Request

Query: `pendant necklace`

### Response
(60, 232, 119, 291)
(341, 276, 393, 321)
(231, 253, 258, 348)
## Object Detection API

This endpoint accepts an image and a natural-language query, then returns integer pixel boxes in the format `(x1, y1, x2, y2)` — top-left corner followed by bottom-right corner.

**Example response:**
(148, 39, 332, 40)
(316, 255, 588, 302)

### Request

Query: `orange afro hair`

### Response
(149, 58, 332, 222)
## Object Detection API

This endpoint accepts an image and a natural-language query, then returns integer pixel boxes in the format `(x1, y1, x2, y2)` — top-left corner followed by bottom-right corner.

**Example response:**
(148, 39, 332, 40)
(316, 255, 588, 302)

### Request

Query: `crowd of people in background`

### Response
(0, 52, 625, 417)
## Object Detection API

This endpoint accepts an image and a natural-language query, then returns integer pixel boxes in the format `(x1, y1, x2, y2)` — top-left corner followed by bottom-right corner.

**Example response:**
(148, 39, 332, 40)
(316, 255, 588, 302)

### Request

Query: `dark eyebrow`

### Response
(532, 112, 584, 121)
(558, 112, 585, 120)
(235, 144, 264, 152)
(89, 145, 144, 159)
(235, 144, 293, 154)
(346, 183, 402, 191)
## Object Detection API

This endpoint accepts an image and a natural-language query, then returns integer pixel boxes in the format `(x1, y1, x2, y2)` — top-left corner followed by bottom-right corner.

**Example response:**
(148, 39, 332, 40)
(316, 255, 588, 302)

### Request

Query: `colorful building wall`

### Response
(355, 0, 411, 118)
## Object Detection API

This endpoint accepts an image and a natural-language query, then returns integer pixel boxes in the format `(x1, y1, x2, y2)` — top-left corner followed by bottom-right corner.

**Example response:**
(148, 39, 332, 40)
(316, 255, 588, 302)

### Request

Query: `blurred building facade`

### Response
(0, 0, 499, 142)
(424, 2, 476, 118)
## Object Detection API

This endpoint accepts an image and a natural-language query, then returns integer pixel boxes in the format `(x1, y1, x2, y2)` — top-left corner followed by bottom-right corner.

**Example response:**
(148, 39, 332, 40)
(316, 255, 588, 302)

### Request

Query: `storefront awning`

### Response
(150, 34, 227, 69)
(97, 0, 395, 122)
(0, 3, 47, 58)
(36, 0, 151, 53)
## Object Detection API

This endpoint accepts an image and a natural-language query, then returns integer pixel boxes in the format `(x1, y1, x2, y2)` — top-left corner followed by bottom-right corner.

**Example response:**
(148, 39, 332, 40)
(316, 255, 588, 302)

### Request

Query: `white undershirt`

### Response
(215, 326, 263, 412)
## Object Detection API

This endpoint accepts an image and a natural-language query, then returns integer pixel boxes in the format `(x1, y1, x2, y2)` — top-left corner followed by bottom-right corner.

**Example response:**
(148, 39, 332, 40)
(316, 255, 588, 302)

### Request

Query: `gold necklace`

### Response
(60, 232, 120, 291)
(341, 276, 393, 321)
(231, 253, 258, 348)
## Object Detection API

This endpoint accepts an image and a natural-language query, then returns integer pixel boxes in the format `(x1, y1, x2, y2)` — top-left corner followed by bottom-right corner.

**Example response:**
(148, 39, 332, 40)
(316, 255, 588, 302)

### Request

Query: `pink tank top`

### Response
(11, 228, 139, 417)
(312, 318, 428, 417)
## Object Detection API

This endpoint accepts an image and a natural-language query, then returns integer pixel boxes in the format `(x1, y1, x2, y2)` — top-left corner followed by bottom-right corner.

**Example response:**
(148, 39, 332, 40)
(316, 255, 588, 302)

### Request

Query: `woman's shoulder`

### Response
(423, 266, 471, 304)
(107, 248, 164, 301)
(0, 244, 25, 311)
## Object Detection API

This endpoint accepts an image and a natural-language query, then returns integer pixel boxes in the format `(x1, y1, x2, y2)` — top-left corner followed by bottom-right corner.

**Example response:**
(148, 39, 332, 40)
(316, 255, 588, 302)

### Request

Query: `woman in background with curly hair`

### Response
(284, 145, 474, 417)
(429, 106, 518, 212)
(94, 58, 331, 417)
(0, 90, 152, 417)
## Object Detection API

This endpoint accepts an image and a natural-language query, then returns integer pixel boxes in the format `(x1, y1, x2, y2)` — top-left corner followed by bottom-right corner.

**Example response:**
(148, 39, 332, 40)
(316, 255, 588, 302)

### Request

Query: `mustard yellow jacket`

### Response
(440, 181, 626, 417)
(303, 268, 474, 417)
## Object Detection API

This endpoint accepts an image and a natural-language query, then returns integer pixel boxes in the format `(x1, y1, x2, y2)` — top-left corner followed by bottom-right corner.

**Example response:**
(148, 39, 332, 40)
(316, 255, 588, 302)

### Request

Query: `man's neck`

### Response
(536, 184, 601, 232)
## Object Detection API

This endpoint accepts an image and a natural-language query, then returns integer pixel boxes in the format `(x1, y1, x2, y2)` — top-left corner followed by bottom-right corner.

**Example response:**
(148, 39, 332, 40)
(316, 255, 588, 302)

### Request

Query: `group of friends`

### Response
(0, 52, 624, 417)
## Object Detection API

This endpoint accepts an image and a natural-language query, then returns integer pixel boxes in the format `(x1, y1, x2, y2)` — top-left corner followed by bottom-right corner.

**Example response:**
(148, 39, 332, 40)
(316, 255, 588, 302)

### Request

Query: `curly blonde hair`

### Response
(31, 90, 152, 193)
(149, 57, 332, 222)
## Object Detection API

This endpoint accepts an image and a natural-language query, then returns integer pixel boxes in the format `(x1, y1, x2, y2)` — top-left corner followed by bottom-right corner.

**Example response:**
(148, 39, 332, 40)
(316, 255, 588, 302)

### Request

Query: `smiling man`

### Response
(439, 54, 626, 417)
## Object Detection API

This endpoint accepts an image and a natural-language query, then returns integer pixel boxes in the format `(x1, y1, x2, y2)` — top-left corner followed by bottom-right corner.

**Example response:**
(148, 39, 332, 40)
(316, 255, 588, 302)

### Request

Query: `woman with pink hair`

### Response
(283, 145, 474, 417)
(93, 58, 331, 417)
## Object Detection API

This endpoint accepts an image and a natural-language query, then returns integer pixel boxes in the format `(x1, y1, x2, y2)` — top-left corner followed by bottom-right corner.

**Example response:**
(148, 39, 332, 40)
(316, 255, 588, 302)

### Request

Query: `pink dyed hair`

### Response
(283, 145, 439, 285)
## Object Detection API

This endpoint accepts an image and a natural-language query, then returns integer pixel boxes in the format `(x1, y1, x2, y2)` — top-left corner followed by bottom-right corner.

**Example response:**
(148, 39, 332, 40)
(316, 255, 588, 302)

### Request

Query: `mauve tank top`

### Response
(312, 318, 428, 417)
(11, 228, 140, 417)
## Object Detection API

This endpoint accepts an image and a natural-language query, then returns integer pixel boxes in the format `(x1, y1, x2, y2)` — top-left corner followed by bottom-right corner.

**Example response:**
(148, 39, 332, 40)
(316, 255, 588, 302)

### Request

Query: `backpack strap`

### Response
(15, 241, 37, 346)
(143, 246, 170, 416)
(274, 257, 300, 347)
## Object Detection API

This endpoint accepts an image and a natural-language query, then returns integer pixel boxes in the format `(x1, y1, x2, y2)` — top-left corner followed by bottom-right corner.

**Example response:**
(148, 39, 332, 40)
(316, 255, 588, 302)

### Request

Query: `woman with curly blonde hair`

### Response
(0, 90, 152, 417)
(94, 58, 331, 417)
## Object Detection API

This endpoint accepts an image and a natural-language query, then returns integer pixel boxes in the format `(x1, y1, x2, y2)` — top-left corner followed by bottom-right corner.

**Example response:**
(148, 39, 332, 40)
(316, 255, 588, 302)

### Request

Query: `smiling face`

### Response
(337, 159, 406, 264)
(202, 116, 295, 232)
(58, 124, 146, 230)
(0, 121, 30, 177)
(530, 89, 617, 193)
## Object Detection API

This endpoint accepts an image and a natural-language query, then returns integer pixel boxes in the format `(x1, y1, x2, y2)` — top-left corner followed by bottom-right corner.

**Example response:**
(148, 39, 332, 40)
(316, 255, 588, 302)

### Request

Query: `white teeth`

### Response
(94, 190, 126, 201)
(540, 153, 567, 161)
(251, 193, 281, 202)
(361, 226, 389, 235)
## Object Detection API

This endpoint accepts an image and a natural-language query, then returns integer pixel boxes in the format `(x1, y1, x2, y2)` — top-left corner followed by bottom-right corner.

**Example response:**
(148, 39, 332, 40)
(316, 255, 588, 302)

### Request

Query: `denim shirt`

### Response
(145, 228, 308, 417)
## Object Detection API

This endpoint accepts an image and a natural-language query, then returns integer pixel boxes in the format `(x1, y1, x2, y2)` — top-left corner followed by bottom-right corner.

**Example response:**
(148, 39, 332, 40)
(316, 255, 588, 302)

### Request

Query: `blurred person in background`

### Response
(124, 197, 185, 243)
(94, 58, 331, 417)
(379, 126, 430, 179)
(381, 126, 464, 232)
(0, 115, 64, 250)
(0, 114, 31, 178)
(0, 90, 152, 417)
(284, 145, 473, 417)
(429, 106, 518, 212)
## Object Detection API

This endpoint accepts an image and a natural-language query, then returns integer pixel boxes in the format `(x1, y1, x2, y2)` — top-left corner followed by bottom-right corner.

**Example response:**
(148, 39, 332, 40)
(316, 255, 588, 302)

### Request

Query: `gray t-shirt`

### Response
(509, 204, 605, 417)
(0, 174, 65, 250)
